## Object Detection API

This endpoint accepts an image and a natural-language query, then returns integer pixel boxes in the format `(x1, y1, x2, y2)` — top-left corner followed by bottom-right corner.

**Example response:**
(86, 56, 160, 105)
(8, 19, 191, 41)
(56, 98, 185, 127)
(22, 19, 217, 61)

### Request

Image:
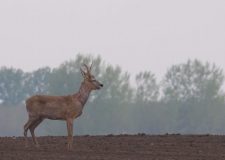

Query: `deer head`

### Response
(80, 64, 103, 90)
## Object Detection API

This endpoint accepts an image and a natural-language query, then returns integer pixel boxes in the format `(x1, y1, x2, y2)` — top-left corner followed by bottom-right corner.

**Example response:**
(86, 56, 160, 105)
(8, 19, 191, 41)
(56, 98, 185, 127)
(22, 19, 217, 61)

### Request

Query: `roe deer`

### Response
(23, 64, 103, 150)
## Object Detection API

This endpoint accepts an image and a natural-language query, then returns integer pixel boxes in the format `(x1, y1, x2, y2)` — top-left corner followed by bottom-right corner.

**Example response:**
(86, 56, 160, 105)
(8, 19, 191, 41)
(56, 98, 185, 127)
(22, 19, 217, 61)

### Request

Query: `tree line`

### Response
(0, 54, 225, 135)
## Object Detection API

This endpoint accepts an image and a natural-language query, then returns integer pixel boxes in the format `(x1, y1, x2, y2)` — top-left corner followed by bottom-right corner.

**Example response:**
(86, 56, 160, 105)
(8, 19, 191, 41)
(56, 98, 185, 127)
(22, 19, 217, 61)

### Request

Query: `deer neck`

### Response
(77, 82, 92, 106)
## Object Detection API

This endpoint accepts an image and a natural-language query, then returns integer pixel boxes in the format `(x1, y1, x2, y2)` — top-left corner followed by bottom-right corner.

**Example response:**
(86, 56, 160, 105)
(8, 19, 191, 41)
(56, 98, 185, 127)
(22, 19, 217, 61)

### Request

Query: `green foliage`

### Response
(0, 67, 26, 105)
(135, 71, 159, 102)
(162, 59, 224, 102)
(25, 67, 51, 95)
(48, 62, 80, 95)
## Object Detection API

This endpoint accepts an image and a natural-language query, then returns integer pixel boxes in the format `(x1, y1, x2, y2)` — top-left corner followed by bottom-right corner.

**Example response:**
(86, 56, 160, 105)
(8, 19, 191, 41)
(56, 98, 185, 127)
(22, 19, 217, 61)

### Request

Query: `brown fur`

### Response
(23, 65, 103, 150)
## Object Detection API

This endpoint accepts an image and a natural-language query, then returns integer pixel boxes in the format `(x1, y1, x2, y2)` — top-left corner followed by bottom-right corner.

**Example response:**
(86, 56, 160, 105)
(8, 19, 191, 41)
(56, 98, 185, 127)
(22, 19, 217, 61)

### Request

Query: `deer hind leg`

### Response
(66, 118, 74, 150)
(29, 118, 43, 147)
(23, 117, 38, 147)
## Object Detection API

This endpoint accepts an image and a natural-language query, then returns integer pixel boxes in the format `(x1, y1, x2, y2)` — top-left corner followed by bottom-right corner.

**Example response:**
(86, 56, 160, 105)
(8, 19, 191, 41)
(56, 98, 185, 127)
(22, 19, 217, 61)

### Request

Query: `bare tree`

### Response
(23, 64, 103, 150)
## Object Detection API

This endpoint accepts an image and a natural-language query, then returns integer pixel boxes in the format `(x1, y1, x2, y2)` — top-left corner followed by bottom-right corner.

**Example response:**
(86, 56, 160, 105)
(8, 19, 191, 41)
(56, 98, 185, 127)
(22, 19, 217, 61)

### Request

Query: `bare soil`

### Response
(1, 134, 225, 160)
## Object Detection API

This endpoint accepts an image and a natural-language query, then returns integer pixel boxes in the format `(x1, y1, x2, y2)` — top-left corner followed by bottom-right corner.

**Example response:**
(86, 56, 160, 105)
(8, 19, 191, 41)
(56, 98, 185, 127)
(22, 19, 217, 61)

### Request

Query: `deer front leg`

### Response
(66, 118, 73, 150)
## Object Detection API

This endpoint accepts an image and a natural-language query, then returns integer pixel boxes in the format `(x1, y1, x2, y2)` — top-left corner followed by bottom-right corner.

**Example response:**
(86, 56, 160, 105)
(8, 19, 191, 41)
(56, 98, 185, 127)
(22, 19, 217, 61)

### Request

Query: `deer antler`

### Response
(80, 68, 85, 77)
(90, 62, 93, 71)
(83, 63, 91, 74)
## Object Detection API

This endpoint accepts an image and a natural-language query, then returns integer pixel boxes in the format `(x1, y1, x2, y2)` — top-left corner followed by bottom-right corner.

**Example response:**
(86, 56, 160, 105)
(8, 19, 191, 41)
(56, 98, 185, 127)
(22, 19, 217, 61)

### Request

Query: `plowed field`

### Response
(1, 134, 225, 160)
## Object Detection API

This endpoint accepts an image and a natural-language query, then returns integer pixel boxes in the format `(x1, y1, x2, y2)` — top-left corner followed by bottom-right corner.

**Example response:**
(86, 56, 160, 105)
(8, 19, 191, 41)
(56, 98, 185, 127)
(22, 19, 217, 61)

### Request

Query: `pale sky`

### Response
(0, 0, 225, 79)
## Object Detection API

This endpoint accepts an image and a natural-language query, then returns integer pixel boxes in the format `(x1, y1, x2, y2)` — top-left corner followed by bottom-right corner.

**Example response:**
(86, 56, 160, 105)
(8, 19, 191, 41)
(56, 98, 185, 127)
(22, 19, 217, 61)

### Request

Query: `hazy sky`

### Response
(0, 0, 224, 78)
